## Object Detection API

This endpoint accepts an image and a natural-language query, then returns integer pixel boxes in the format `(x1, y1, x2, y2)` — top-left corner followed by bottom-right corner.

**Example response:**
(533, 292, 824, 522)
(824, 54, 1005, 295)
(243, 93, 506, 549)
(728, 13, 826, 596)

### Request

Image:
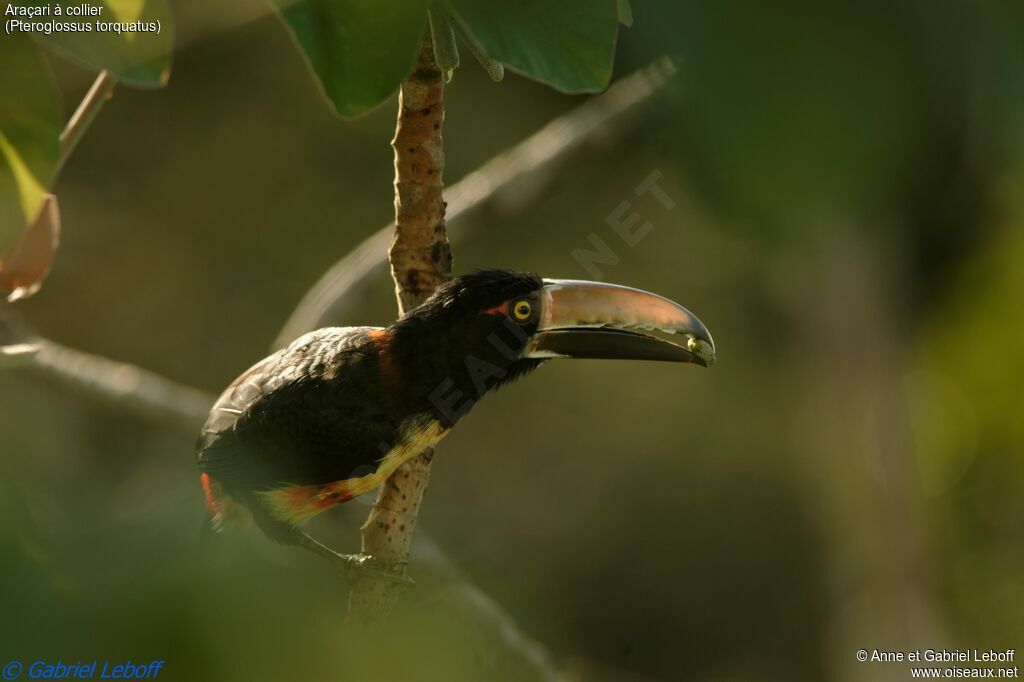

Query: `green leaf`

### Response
(0, 33, 61, 253)
(30, 0, 174, 87)
(617, 0, 633, 28)
(448, 8, 503, 82)
(447, 0, 619, 93)
(272, 0, 429, 118)
(428, 8, 459, 79)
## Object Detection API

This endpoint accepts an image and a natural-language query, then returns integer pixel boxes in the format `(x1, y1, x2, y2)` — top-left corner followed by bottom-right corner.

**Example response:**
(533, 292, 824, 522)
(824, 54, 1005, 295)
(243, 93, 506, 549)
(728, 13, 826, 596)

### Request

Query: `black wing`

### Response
(196, 327, 398, 492)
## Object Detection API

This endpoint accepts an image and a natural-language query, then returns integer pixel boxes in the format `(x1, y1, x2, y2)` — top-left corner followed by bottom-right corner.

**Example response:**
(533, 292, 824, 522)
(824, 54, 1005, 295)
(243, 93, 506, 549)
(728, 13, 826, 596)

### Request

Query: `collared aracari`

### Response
(196, 270, 714, 581)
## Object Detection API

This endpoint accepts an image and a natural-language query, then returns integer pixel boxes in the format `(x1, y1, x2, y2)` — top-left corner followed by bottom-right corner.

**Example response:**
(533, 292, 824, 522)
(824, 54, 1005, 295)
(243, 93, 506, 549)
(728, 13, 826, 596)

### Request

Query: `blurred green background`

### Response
(2, 0, 1023, 680)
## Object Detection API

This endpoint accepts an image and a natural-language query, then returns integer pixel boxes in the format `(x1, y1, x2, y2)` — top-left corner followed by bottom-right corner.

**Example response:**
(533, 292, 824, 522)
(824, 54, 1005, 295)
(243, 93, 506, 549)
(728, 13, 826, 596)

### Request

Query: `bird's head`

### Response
(387, 269, 714, 423)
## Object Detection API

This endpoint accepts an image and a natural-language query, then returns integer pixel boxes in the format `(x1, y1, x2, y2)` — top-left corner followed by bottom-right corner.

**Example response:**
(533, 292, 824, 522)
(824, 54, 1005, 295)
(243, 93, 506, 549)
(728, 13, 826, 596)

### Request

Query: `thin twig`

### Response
(57, 71, 118, 174)
(409, 535, 566, 682)
(27, 340, 213, 429)
(273, 57, 676, 348)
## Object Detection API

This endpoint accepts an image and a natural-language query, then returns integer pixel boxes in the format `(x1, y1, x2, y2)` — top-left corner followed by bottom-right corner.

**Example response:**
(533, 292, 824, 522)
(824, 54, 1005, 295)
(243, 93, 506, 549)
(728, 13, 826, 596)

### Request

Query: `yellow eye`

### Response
(512, 300, 533, 321)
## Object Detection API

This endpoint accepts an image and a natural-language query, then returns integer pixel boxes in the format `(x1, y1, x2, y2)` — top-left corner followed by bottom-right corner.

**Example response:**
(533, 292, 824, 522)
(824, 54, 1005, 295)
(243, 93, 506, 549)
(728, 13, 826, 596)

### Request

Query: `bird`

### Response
(196, 269, 715, 581)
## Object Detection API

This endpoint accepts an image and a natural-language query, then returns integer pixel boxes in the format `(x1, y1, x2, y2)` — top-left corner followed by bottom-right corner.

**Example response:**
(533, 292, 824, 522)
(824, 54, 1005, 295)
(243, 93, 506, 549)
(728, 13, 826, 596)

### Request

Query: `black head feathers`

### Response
(396, 269, 543, 325)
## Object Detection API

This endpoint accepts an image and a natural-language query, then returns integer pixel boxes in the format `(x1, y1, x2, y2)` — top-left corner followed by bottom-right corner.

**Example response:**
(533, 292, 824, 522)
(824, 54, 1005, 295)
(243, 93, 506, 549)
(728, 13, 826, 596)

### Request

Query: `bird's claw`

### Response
(336, 553, 414, 587)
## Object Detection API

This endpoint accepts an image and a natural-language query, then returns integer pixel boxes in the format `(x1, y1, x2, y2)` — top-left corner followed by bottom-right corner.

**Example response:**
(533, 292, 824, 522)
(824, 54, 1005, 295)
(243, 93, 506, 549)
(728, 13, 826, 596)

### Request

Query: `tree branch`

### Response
(386, 39, 452, 312)
(273, 57, 676, 349)
(27, 339, 212, 429)
(347, 37, 451, 624)
(57, 71, 118, 174)
(407, 535, 566, 682)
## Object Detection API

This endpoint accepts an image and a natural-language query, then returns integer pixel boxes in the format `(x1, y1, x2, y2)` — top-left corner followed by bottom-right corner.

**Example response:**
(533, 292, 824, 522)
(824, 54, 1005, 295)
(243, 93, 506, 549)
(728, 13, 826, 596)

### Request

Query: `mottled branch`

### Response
(387, 39, 452, 311)
(347, 37, 451, 624)
(274, 57, 676, 348)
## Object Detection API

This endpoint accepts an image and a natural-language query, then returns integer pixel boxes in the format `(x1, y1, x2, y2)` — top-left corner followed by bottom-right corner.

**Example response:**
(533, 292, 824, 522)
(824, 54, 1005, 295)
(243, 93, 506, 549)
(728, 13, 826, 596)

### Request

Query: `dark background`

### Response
(2, 1, 1023, 680)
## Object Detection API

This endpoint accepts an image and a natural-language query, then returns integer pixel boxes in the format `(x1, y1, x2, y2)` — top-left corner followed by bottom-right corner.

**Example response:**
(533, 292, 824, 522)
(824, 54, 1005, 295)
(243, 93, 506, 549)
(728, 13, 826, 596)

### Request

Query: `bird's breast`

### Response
(256, 416, 449, 526)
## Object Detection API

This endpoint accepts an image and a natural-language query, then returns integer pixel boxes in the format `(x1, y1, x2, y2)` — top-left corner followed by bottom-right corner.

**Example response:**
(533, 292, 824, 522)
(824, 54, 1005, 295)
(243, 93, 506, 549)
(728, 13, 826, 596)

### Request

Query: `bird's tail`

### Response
(196, 474, 250, 568)
(200, 472, 248, 532)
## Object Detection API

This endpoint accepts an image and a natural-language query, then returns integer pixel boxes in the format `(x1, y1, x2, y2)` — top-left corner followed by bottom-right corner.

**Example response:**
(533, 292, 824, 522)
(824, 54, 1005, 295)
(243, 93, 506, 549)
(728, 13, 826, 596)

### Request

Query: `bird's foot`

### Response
(334, 553, 414, 586)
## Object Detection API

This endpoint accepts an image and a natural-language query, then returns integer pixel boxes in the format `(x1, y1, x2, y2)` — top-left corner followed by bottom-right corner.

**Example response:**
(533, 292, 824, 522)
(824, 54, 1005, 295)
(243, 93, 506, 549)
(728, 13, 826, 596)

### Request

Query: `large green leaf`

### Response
(448, 0, 619, 93)
(273, 0, 428, 117)
(32, 0, 174, 87)
(0, 33, 61, 253)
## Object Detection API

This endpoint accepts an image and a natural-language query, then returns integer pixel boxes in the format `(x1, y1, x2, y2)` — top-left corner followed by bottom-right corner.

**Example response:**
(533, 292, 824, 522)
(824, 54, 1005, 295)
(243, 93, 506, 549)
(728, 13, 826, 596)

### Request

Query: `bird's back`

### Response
(196, 327, 399, 493)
